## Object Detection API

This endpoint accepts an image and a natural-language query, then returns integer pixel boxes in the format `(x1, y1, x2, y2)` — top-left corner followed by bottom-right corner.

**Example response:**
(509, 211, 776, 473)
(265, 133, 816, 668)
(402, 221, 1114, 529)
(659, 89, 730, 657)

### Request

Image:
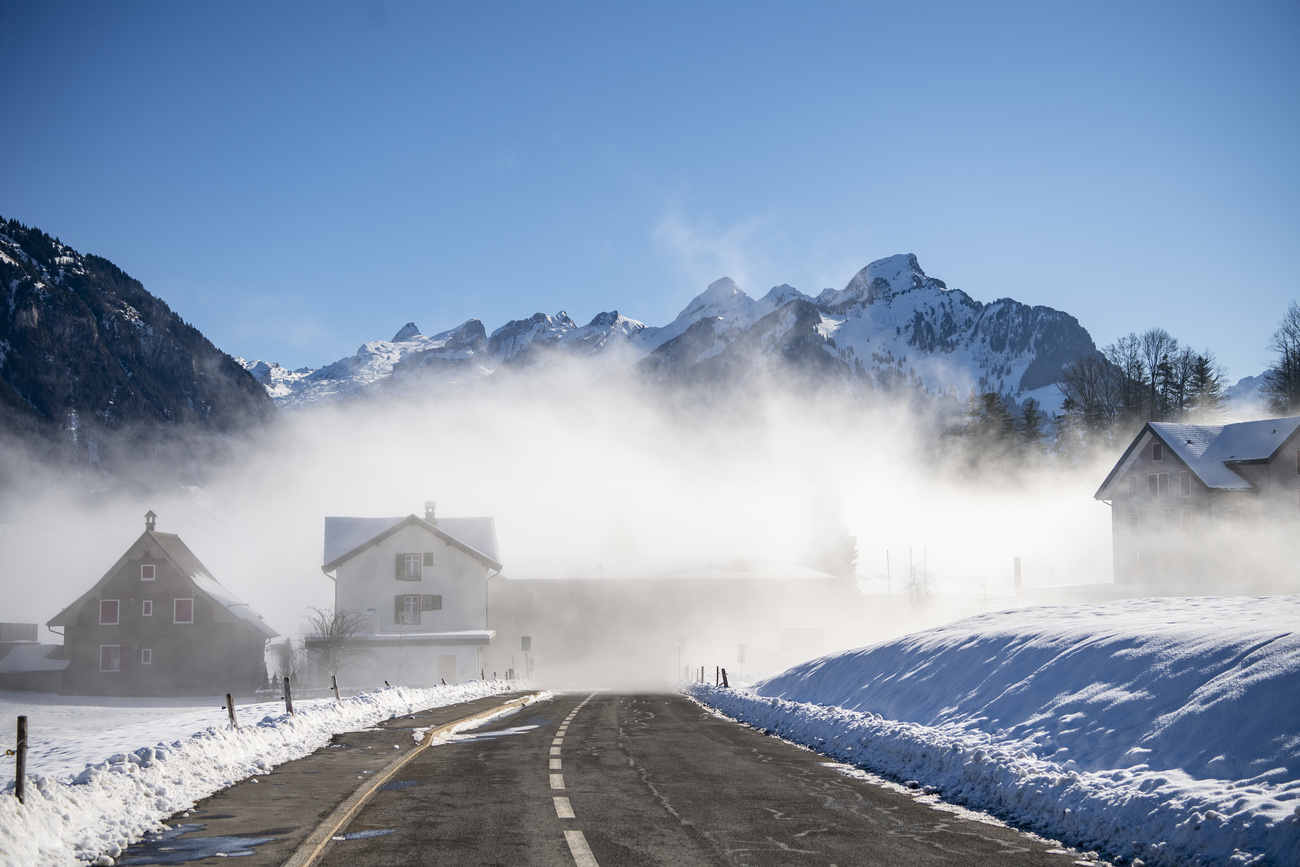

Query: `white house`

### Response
(320, 502, 502, 687)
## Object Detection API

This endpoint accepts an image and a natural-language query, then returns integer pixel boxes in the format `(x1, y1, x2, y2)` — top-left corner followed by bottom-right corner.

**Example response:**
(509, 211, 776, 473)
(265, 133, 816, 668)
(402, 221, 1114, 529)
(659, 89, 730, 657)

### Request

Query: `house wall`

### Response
(1109, 434, 1300, 586)
(334, 642, 483, 689)
(61, 539, 267, 696)
(333, 524, 489, 634)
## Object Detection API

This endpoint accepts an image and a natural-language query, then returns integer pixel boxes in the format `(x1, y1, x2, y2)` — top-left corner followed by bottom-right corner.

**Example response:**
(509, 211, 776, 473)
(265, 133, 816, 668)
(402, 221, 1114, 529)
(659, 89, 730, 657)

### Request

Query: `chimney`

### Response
(424, 501, 437, 525)
(145, 510, 157, 532)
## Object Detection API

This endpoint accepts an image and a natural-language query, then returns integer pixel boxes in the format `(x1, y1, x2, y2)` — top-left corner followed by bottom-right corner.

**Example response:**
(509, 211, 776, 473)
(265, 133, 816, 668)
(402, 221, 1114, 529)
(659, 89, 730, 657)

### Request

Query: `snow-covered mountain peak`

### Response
(819, 253, 949, 310)
(392, 322, 421, 342)
(678, 277, 755, 322)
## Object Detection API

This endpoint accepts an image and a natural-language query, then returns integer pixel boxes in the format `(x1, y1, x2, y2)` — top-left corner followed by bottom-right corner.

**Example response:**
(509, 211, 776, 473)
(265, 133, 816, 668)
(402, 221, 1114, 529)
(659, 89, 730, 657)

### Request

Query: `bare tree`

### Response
(1263, 301, 1300, 416)
(304, 606, 373, 682)
(267, 637, 306, 683)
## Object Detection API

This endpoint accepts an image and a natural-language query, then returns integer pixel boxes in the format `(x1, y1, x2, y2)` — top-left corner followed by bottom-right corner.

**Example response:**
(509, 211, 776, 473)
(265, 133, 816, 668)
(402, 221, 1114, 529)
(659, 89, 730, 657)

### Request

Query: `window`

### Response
(396, 553, 422, 581)
(99, 600, 120, 625)
(141, 648, 152, 665)
(1152, 443, 1164, 462)
(100, 645, 121, 672)
(421, 594, 441, 611)
(141, 564, 155, 581)
(1181, 510, 1192, 535)
(142, 600, 152, 616)
(396, 594, 421, 625)
(1148, 473, 1168, 495)
(1127, 476, 1138, 497)
(174, 598, 194, 624)
(1179, 471, 1190, 497)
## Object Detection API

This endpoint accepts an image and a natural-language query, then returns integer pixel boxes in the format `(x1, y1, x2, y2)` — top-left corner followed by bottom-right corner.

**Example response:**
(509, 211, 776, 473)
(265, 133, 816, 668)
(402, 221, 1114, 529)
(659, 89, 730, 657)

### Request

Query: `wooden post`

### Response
(331, 675, 340, 702)
(721, 668, 729, 689)
(715, 666, 719, 687)
(384, 680, 390, 688)
(283, 677, 294, 715)
(14, 716, 26, 804)
(226, 694, 238, 729)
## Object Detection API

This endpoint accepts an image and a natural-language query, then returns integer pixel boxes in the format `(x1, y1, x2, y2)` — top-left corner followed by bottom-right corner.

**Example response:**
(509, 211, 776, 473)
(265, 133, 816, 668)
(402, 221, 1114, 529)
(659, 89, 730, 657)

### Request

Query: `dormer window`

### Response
(1152, 443, 1164, 462)
(141, 565, 155, 581)
(99, 600, 120, 625)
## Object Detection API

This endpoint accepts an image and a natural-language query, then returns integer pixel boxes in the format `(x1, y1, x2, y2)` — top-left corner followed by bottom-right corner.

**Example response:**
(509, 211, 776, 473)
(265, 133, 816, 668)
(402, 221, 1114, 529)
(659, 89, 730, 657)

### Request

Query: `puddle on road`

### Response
(332, 829, 397, 841)
(379, 780, 420, 791)
(118, 824, 274, 865)
(451, 724, 539, 743)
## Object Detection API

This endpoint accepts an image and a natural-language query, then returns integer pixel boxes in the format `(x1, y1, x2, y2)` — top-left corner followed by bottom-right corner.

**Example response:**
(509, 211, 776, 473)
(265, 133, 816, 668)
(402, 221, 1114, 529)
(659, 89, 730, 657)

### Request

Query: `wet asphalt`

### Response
(120, 691, 1100, 867)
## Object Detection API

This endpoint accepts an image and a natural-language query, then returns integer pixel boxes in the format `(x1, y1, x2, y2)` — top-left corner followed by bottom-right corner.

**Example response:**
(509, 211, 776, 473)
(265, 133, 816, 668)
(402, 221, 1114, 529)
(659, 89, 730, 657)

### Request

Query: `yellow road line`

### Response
(283, 692, 538, 867)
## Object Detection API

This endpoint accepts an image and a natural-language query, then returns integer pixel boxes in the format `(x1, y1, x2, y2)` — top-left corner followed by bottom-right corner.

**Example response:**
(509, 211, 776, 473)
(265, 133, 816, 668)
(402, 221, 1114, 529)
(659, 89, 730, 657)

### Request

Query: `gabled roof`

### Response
(1096, 416, 1300, 498)
(48, 530, 278, 638)
(322, 515, 502, 573)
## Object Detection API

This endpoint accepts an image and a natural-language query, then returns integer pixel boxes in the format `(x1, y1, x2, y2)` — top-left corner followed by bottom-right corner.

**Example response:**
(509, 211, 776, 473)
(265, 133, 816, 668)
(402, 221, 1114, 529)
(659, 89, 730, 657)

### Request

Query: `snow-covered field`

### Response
(0, 681, 525, 867)
(686, 596, 1300, 867)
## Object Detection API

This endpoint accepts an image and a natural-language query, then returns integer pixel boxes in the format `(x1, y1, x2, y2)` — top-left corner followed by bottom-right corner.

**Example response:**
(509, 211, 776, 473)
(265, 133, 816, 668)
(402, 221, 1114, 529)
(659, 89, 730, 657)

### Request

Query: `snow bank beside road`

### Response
(0, 681, 522, 867)
(687, 596, 1300, 866)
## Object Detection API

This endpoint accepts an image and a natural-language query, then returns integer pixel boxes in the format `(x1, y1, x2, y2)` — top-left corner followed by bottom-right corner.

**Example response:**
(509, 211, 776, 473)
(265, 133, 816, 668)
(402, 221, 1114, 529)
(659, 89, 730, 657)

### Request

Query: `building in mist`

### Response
(483, 557, 861, 687)
(318, 503, 501, 687)
(46, 512, 278, 696)
(1096, 417, 1300, 587)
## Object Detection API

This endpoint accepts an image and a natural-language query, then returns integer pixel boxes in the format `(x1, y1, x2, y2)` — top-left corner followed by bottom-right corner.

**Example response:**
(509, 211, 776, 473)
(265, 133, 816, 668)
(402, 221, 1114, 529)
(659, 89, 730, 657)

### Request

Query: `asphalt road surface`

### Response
(122, 691, 1098, 866)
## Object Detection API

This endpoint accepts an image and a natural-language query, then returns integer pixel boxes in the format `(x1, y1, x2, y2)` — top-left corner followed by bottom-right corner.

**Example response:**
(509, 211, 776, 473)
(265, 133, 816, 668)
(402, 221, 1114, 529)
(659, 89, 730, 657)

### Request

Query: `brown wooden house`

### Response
(1095, 417, 1300, 587)
(47, 511, 277, 696)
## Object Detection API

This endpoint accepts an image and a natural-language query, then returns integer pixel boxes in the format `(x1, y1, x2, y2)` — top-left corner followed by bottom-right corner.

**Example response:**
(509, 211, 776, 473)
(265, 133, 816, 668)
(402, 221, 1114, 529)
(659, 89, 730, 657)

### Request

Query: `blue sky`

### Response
(2, 1, 1297, 379)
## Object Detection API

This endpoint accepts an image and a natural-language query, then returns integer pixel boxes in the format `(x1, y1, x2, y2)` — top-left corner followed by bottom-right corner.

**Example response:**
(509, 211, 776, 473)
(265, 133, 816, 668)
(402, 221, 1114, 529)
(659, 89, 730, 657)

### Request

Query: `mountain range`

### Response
(238, 253, 1098, 413)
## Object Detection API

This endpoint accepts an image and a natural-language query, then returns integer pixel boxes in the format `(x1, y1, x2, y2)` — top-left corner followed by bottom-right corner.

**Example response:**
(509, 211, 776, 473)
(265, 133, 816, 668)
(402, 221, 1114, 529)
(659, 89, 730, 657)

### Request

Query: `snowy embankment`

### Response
(0, 681, 524, 867)
(686, 596, 1300, 867)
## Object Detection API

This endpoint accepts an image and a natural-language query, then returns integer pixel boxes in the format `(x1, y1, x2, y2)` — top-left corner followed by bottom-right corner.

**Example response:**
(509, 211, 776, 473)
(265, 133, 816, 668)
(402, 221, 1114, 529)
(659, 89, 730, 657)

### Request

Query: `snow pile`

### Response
(0, 681, 522, 867)
(686, 596, 1300, 866)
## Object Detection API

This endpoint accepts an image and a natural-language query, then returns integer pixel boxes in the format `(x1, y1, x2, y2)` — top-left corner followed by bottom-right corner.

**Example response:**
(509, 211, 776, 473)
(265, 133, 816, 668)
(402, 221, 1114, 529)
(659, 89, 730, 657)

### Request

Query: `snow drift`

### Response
(0, 681, 524, 867)
(687, 596, 1300, 866)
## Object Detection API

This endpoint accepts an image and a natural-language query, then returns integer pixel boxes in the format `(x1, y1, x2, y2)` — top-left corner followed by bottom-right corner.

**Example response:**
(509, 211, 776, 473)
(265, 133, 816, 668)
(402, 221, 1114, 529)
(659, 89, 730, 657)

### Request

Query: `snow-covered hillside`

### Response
(240, 254, 1095, 412)
(687, 596, 1300, 867)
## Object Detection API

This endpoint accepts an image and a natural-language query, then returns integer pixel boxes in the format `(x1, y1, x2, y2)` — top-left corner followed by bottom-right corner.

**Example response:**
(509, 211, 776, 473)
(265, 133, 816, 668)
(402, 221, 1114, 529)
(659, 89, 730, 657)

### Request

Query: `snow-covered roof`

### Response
(0, 644, 69, 673)
(322, 515, 502, 572)
(1097, 416, 1300, 497)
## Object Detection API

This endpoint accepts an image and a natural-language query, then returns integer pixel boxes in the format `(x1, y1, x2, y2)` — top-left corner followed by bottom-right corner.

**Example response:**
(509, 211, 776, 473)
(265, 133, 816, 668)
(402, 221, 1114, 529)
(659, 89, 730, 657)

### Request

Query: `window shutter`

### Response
(395, 595, 404, 621)
(432, 595, 442, 610)
(423, 552, 434, 567)
(395, 555, 404, 580)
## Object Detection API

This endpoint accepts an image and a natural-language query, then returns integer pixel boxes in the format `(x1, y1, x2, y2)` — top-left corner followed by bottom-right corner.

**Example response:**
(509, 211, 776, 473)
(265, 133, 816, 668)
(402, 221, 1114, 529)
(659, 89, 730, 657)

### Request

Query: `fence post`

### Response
(226, 694, 238, 729)
(14, 716, 26, 804)
(283, 677, 294, 715)
(721, 668, 729, 689)
(332, 675, 340, 702)
(715, 666, 719, 687)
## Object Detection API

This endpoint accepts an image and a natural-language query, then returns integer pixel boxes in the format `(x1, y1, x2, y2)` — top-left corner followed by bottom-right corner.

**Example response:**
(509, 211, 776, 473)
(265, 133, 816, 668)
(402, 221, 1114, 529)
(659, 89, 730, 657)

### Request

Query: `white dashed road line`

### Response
(550, 692, 600, 867)
(564, 829, 599, 867)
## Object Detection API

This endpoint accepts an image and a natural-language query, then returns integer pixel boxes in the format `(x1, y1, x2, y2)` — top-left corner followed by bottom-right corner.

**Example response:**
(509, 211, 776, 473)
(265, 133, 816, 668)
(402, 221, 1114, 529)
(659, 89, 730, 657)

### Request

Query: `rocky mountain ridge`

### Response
(241, 253, 1097, 412)
(0, 218, 272, 479)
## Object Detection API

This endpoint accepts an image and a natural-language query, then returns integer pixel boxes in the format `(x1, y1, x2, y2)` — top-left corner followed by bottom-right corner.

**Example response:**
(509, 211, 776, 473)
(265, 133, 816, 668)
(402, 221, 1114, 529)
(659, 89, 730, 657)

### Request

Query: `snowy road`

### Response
(298, 692, 1089, 866)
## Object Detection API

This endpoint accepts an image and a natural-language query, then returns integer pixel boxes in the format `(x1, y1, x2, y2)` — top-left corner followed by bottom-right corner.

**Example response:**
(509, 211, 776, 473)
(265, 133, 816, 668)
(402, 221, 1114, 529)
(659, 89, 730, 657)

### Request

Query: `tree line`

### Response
(1056, 301, 1300, 452)
(949, 301, 1300, 463)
